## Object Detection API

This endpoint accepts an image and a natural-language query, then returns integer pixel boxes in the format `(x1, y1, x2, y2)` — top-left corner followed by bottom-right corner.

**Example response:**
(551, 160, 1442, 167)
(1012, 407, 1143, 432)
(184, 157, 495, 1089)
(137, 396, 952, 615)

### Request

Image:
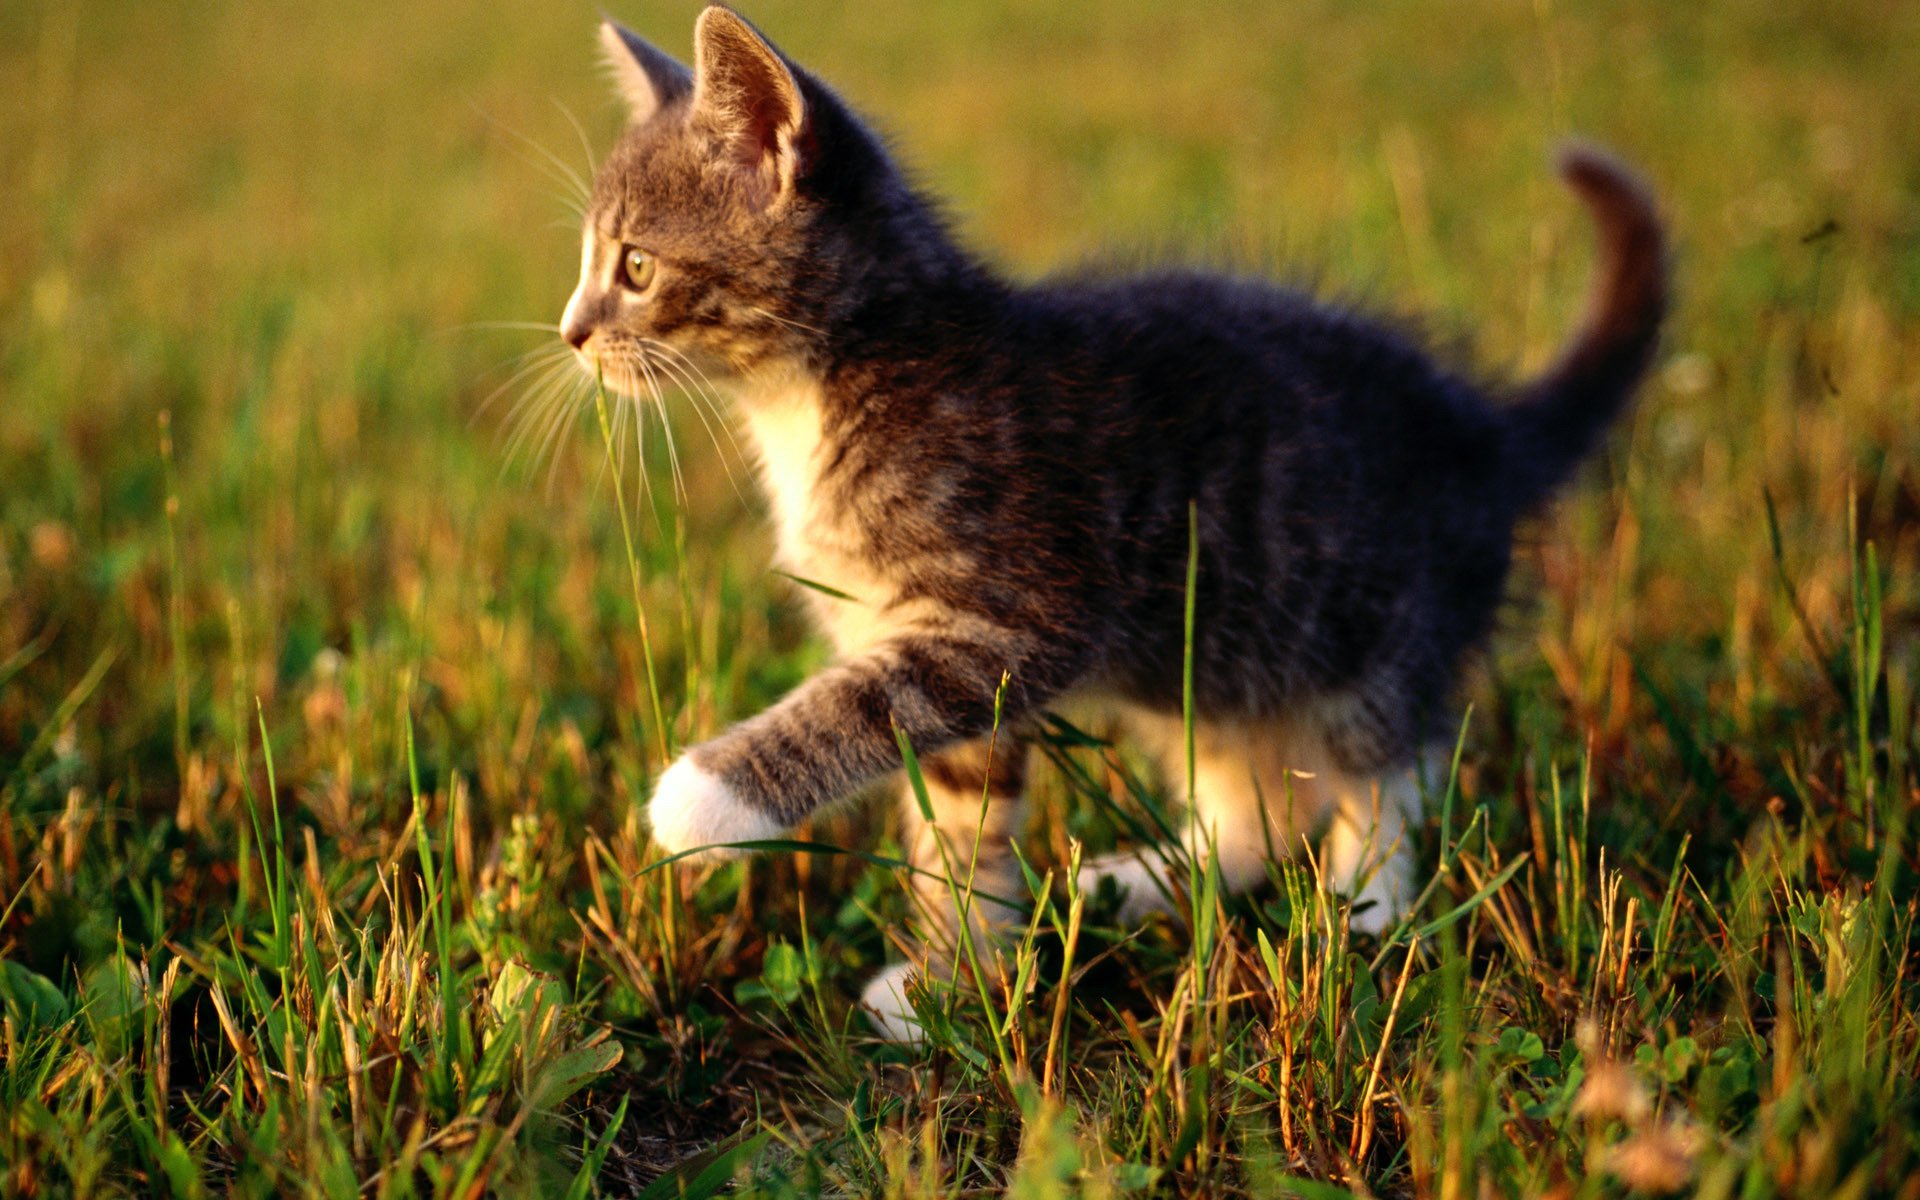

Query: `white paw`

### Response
(646, 755, 784, 859)
(1077, 852, 1179, 923)
(1345, 847, 1416, 937)
(860, 961, 927, 1043)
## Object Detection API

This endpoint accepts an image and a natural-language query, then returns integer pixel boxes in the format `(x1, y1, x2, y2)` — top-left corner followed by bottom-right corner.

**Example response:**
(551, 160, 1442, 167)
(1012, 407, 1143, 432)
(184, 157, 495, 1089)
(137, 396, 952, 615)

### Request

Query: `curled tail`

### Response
(1504, 143, 1667, 507)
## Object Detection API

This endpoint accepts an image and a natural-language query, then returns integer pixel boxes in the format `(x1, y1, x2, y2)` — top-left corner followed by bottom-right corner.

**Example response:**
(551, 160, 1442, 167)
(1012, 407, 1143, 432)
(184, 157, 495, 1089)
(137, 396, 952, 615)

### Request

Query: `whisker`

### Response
(599, 356, 657, 512)
(582, 363, 647, 506)
(645, 339, 726, 399)
(492, 358, 573, 436)
(543, 188, 588, 222)
(485, 343, 572, 389)
(593, 386, 625, 501)
(538, 375, 593, 496)
(632, 352, 686, 502)
(748, 305, 826, 337)
(504, 360, 584, 470)
(640, 340, 732, 428)
(526, 153, 590, 203)
(499, 363, 583, 472)
(628, 385, 656, 511)
(614, 386, 633, 480)
(517, 163, 590, 220)
(552, 99, 599, 188)
(476, 348, 577, 426)
(499, 390, 565, 481)
(455, 320, 564, 334)
(480, 337, 572, 378)
(638, 340, 733, 438)
(474, 104, 592, 205)
(640, 351, 725, 446)
(640, 341, 750, 503)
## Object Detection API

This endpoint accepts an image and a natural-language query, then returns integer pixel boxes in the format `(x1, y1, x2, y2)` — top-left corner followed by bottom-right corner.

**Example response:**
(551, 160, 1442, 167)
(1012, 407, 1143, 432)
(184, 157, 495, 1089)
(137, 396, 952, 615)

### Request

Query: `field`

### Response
(3, 0, 1918, 1195)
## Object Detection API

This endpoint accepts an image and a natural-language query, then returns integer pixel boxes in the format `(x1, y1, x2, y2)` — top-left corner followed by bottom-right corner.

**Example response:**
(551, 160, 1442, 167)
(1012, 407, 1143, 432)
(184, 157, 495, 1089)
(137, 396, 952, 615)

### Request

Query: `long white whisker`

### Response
(747, 305, 826, 337)
(638, 339, 737, 450)
(542, 187, 588, 222)
(501, 363, 583, 473)
(631, 386, 655, 510)
(456, 320, 565, 334)
(632, 352, 685, 503)
(553, 100, 599, 190)
(521, 368, 586, 488)
(539, 375, 592, 496)
(498, 357, 578, 428)
(641, 343, 749, 503)
(625, 379, 664, 523)
(524, 152, 589, 203)
(475, 104, 592, 205)
(514, 159, 590, 219)
(636, 350, 709, 504)
(614, 386, 633, 480)
(646, 340, 726, 402)
(496, 360, 576, 448)
(486, 345, 572, 393)
(596, 358, 659, 513)
(640, 351, 727, 451)
(640, 340, 732, 432)
(592, 385, 623, 501)
(476, 347, 577, 423)
(631, 354, 679, 499)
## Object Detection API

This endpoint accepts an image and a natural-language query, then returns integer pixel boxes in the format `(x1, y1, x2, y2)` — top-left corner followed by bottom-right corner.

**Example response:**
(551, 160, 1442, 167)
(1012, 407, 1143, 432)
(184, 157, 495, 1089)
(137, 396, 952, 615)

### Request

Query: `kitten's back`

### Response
(981, 149, 1664, 760)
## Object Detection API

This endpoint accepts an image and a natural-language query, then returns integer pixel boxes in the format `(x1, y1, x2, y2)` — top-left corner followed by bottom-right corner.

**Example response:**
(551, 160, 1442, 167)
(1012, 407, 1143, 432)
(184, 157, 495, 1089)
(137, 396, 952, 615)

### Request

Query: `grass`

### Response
(2, 0, 1918, 1194)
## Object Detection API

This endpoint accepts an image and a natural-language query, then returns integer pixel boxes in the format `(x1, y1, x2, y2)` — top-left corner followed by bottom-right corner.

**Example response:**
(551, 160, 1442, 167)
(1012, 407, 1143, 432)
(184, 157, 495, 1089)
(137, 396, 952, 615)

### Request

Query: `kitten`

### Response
(559, 6, 1665, 1038)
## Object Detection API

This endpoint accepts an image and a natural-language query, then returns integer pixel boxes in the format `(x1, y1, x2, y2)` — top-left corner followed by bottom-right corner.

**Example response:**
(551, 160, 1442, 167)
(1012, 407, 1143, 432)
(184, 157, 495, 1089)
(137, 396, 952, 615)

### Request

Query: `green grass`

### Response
(3, 0, 1918, 1195)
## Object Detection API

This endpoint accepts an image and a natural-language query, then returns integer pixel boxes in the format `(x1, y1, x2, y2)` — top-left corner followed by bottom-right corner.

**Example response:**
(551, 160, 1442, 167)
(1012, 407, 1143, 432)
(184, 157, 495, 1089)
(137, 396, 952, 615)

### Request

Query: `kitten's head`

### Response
(561, 6, 922, 393)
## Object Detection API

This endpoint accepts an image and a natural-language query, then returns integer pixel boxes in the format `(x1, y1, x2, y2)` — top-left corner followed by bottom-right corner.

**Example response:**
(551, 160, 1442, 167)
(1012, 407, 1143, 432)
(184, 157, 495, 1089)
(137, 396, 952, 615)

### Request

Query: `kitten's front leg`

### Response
(862, 734, 1031, 1041)
(647, 623, 1070, 857)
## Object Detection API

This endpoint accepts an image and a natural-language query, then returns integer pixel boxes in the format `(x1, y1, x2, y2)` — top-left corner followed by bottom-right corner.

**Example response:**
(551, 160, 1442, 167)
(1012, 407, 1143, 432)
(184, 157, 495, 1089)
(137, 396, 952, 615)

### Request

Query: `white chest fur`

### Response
(734, 372, 895, 655)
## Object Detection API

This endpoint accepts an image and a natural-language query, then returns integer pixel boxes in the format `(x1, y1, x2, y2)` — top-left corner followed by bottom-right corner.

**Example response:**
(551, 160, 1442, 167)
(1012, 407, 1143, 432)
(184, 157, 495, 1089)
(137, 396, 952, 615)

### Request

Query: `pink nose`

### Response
(562, 320, 590, 351)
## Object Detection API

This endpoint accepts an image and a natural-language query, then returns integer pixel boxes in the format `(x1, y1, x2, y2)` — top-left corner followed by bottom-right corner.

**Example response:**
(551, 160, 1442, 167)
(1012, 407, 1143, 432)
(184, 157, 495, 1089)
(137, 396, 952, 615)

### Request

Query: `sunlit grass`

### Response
(2, 0, 1917, 1195)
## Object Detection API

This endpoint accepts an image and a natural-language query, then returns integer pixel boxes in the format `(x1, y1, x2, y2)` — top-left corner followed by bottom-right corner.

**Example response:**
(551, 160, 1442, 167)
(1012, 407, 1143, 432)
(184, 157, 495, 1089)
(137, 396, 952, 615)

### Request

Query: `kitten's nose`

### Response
(560, 286, 593, 351)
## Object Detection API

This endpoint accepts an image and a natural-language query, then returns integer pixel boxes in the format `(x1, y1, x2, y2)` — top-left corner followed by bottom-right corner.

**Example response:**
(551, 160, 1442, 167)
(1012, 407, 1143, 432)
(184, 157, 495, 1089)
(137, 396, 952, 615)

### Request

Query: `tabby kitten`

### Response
(559, 6, 1665, 1038)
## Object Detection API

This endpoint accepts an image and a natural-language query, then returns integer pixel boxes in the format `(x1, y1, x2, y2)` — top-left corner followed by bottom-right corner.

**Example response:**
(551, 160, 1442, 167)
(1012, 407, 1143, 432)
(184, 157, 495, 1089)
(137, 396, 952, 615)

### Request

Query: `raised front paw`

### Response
(647, 754, 785, 859)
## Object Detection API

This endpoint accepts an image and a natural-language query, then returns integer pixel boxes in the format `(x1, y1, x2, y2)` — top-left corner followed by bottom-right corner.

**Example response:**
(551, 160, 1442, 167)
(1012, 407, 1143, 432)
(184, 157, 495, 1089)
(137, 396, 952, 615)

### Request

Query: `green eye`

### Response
(621, 246, 657, 292)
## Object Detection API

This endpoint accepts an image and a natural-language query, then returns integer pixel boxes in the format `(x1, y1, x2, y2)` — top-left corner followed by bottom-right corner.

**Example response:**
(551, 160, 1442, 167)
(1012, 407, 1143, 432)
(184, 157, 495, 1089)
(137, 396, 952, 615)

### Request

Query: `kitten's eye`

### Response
(620, 247, 657, 293)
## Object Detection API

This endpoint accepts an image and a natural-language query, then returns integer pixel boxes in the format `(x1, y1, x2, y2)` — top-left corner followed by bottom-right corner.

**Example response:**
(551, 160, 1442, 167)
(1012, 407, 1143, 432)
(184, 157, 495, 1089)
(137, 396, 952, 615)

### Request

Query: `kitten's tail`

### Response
(1503, 143, 1667, 508)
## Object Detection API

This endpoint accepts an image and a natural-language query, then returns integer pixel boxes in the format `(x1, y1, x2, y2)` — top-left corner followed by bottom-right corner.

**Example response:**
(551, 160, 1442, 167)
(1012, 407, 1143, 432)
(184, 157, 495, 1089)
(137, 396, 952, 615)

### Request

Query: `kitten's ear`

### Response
(599, 19, 692, 124)
(691, 5, 808, 204)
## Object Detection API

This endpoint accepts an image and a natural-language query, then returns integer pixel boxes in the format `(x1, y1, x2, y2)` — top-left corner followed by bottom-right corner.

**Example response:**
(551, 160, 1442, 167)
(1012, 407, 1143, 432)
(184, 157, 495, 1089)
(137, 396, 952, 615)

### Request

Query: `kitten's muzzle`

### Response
(559, 282, 595, 351)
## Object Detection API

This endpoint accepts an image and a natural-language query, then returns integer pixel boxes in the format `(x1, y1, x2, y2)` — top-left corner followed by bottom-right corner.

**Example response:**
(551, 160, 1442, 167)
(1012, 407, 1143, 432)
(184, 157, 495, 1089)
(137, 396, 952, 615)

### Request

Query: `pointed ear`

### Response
(691, 6, 807, 202)
(599, 19, 691, 124)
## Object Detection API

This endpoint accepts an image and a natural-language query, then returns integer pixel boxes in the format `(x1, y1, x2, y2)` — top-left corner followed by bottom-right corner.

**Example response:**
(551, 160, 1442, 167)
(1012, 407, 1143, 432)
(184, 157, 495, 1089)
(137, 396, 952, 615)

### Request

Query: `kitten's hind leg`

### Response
(1077, 714, 1320, 922)
(1321, 757, 1429, 937)
(861, 734, 1030, 1041)
(1077, 713, 1431, 933)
